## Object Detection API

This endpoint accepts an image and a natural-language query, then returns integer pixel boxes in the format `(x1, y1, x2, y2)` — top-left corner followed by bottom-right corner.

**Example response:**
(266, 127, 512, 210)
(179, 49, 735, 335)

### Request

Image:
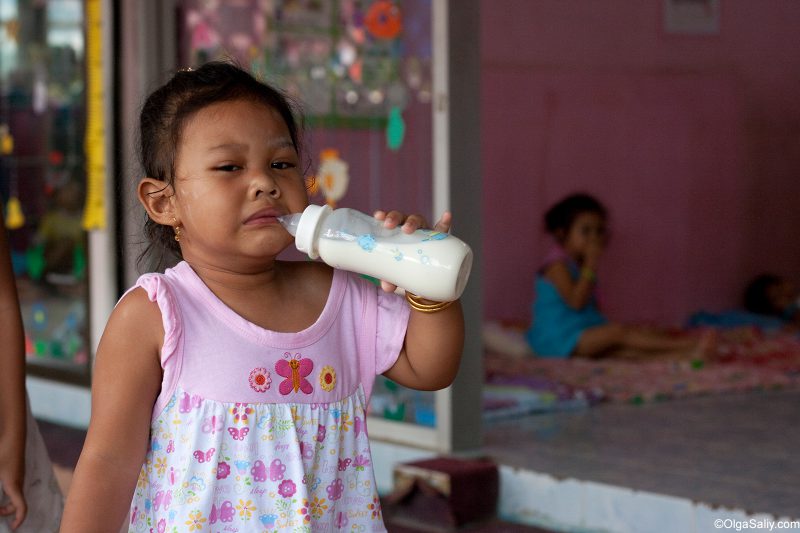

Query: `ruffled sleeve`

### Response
(124, 273, 184, 416)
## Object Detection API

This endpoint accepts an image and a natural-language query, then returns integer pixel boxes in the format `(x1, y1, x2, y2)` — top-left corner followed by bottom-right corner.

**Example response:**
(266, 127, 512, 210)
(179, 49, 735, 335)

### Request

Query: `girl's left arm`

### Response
(375, 210, 465, 391)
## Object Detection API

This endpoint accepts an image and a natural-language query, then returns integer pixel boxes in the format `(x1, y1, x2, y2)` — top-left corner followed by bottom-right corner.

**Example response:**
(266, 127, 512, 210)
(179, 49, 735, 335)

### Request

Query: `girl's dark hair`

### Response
(137, 60, 305, 271)
(544, 193, 607, 238)
(743, 273, 782, 315)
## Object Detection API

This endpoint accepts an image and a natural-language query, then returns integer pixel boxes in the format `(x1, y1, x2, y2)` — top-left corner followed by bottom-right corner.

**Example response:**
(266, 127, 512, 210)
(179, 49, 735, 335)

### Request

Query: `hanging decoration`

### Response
(82, 0, 107, 230)
(316, 149, 350, 208)
(1, 125, 24, 229)
(4, 197, 25, 229)
(0, 125, 13, 155)
(364, 0, 402, 40)
(386, 106, 405, 151)
(177, 1, 426, 128)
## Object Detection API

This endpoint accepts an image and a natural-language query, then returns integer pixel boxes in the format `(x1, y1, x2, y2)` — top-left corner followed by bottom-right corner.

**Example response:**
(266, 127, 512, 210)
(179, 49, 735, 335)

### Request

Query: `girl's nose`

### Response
(251, 171, 280, 199)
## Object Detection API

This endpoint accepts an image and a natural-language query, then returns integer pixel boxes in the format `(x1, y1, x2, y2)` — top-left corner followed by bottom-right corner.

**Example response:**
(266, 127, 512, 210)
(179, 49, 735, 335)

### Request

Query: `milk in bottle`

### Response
(279, 205, 472, 302)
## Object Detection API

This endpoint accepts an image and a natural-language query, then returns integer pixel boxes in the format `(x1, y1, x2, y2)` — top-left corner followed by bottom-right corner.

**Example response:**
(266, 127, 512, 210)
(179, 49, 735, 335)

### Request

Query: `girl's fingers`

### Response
(373, 210, 429, 233)
(401, 214, 428, 233)
(433, 211, 453, 233)
(0, 487, 26, 529)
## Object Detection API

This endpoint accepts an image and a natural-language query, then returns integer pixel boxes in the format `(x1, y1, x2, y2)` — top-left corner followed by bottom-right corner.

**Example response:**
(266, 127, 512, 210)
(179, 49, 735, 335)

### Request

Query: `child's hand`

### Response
(0, 459, 26, 529)
(372, 209, 453, 294)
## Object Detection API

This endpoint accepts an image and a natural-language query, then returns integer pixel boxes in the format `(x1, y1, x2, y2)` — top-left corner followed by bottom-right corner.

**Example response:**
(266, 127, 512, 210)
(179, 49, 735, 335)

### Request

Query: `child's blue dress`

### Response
(526, 247, 607, 357)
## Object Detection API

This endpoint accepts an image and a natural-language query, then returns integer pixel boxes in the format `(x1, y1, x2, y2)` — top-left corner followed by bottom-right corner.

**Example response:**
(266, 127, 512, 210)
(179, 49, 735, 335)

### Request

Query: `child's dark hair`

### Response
(137, 60, 305, 271)
(743, 273, 782, 315)
(544, 193, 607, 239)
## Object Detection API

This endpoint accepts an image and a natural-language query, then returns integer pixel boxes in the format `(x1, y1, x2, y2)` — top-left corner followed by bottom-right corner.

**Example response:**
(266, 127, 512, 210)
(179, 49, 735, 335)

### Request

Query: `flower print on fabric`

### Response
(354, 454, 370, 471)
(248, 367, 271, 393)
(185, 509, 207, 531)
(216, 461, 230, 480)
(310, 496, 328, 520)
(236, 499, 255, 521)
(230, 403, 253, 425)
(369, 496, 382, 519)
(298, 498, 311, 524)
(319, 365, 337, 392)
(327, 478, 344, 501)
(278, 479, 297, 498)
(275, 352, 314, 395)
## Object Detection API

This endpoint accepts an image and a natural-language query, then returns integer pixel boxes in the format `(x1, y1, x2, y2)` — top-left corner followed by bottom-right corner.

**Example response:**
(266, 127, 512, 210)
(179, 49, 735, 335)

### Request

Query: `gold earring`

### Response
(172, 217, 181, 242)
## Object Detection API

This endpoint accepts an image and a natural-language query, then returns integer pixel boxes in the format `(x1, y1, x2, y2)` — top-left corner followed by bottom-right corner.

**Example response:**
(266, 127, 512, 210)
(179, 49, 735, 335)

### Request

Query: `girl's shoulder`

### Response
(539, 246, 571, 273)
(542, 245, 569, 264)
(113, 286, 165, 337)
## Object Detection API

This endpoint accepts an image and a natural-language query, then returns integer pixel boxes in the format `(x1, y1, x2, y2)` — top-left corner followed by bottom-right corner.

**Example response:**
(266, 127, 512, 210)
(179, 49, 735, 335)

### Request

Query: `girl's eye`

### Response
(271, 161, 296, 170)
(215, 164, 242, 172)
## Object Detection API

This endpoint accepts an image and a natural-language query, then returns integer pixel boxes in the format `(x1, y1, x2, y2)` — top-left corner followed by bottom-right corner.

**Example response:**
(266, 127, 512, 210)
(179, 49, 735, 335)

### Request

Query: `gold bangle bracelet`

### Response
(405, 292, 455, 313)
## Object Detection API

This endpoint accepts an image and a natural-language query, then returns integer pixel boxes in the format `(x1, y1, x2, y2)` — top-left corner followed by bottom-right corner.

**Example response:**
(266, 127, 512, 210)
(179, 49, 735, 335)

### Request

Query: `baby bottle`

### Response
(279, 205, 473, 302)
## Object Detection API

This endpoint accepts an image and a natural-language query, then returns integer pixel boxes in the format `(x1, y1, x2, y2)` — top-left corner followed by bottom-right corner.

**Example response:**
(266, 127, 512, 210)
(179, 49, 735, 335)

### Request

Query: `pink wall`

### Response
(481, 0, 800, 325)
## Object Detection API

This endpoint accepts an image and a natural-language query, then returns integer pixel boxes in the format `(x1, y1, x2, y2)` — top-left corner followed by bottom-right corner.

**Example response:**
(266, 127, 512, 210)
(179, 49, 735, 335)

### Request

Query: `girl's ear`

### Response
(138, 178, 176, 225)
(553, 228, 567, 243)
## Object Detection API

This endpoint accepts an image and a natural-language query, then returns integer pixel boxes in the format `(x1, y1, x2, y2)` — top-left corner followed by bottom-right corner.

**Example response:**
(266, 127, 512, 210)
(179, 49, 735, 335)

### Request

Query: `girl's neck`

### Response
(184, 259, 283, 293)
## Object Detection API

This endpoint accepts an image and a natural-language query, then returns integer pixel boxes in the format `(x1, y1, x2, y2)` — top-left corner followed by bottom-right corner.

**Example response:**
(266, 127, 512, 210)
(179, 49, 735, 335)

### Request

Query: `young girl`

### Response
(0, 216, 63, 533)
(526, 193, 712, 359)
(743, 273, 800, 328)
(60, 62, 464, 532)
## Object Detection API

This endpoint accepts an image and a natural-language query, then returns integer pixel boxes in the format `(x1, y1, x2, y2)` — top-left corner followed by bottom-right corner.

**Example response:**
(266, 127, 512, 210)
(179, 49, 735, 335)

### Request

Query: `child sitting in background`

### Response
(526, 193, 714, 359)
(743, 273, 800, 328)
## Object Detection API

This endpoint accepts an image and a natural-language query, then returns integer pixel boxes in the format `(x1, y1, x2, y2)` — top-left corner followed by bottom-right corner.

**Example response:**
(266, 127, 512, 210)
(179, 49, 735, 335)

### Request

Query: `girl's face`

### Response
(767, 279, 797, 314)
(562, 211, 607, 259)
(169, 98, 308, 270)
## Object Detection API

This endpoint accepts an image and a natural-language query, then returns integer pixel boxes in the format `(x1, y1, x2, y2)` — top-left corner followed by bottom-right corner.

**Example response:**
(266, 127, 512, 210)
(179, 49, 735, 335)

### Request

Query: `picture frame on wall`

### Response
(663, 0, 720, 35)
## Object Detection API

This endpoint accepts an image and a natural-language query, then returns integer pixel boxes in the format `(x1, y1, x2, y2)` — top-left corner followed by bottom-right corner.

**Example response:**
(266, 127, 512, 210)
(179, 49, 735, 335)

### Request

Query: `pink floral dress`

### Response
(126, 262, 408, 533)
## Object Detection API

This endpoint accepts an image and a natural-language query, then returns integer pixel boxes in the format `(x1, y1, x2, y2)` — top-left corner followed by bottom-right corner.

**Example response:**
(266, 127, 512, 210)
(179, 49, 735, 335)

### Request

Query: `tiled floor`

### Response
(482, 389, 800, 519)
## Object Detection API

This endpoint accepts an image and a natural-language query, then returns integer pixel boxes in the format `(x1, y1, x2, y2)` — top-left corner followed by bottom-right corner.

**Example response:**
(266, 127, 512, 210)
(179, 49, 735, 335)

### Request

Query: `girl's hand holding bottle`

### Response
(371, 209, 453, 294)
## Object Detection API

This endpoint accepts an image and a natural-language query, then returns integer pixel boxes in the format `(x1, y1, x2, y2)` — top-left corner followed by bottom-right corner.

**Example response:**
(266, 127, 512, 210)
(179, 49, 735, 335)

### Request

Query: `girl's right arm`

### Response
(544, 260, 596, 310)
(60, 288, 163, 533)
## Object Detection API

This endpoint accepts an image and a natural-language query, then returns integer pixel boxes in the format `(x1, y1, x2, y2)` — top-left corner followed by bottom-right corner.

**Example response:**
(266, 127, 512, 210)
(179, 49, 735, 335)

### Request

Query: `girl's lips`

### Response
(244, 208, 284, 225)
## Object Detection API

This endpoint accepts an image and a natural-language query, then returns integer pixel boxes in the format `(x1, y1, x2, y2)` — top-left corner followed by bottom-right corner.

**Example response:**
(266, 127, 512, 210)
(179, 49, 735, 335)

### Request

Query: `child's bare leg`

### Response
(574, 323, 716, 359)
(573, 323, 628, 358)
